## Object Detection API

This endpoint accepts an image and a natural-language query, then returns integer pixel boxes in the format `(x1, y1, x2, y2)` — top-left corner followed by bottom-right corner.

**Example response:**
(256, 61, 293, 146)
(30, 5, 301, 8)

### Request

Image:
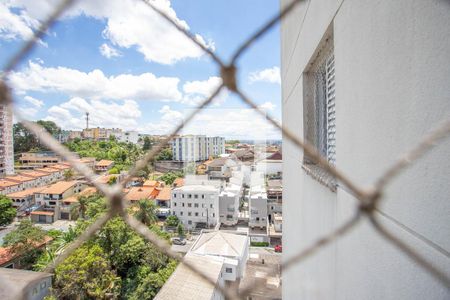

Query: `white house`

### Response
(171, 184, 219, 230)
(218, 190, 239, 226)
(281, 0, 450, 298)
(248, 185, 268, 229)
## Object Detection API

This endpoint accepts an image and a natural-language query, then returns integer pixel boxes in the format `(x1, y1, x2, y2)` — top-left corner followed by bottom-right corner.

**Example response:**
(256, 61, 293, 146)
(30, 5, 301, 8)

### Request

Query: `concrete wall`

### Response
(281, 0, 450, 299)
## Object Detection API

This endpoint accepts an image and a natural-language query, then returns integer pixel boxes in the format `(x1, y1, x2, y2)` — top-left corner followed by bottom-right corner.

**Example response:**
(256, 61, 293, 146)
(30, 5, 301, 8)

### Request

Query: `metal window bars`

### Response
(0, 0, 448, 299)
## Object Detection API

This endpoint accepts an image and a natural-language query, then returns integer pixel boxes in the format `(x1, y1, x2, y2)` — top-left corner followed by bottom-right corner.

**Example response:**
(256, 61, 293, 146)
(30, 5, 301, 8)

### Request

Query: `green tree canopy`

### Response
(0, 196, 16, 226)
(155, 148, 173, 161)
(134, 200, 158, 226)
(165, 215, 179, 227)
(54, 244, 121, 299)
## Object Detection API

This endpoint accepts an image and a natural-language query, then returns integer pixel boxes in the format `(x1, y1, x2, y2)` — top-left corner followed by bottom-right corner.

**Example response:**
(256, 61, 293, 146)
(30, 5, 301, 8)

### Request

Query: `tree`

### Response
(155, 148, 172, 161)
(158, 172, 180, 185)
(70, 195, 90, 220)
(142, 136, 153, 151)
(165, 215, 179, 227)
(36, 120, 60, 136)
(107, 175, 118, 185)
(177, 223, 185, 238)
(63, 169, 74, 180)
(0, 196, 16, 226)
(54, 244, 121, 299)
(134, 200, 158, 226)
(109, 166, 120, 174)
(13, 121, 61, 153)
(2, 220, 46, 266)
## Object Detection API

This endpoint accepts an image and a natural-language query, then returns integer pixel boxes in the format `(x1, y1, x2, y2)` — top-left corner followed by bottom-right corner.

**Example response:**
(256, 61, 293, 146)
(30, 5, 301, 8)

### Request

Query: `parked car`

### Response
(171, 237, 186, 245)
(274, 244, 282, 253)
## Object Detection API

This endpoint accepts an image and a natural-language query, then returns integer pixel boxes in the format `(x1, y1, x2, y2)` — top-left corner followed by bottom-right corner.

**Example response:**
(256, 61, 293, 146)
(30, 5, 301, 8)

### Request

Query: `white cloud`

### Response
(182, 76, 227, 106)
(258, 101, 276, 111)
(99, 43, 121, 58)
(17, 106, 38, 118)
(143, 106, 280, 139)
(3, 0, 213, 65)
(24, 95, 44, 107)
(45, 97, 141, 130)
(0, 2, 36, 41)
(9, 61, 182, 101)
(249, 66, 281, 84)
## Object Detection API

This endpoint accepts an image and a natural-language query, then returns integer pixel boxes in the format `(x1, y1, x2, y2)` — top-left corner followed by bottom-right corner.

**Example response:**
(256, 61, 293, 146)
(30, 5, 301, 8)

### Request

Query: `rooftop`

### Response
(19, 170, 50, 178)
(155, 254, 224, 300)
(125, 187, 157, 201)
(156, 186, 171, 201)
(190, 231, 248, 258)
(95, 160, 115, 167)
(0, 179, 20, 189)
(4, 175, 36, 183)
(38, 181, 78, 195)
(6, 187, 45, 198)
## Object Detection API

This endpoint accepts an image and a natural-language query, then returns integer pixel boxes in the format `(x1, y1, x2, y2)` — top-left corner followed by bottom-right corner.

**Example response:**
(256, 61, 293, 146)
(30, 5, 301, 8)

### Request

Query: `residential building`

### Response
(171, 184, 219, 230)
(6, 187, 44, 212)
(94, 159, 115, 172)
(19, 170, 54, 186)
(4, 175, 38, 190)
(156, 231, 249, 300)
(0, 179, 21, 195)
(68, 130, 82, 140)
(124, 187, 158, 202)
(0, 237, 53, 269)
(218, 190, 239, 226)
(281, 0, 450, 298)
(18, 152, 61, 168)
(255, 151, 282, 176)
(33, 181, 85, 222)
(0, 104, 14, 176)
(117, 130, 139, 144)
(206, 157, 239, 181)
(155, 186, 171, 207)
(266, 179, 282, 223)
(171, 135, 225, 162)
(60, 187, 97, 220)
(248, 185, 268, 229)
(34, 167, 65, 182)
(0, 268, 53, 300)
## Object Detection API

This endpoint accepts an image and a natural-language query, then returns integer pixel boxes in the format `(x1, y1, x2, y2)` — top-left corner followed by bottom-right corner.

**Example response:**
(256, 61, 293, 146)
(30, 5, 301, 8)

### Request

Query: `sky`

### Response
(0, 0, 282, 139)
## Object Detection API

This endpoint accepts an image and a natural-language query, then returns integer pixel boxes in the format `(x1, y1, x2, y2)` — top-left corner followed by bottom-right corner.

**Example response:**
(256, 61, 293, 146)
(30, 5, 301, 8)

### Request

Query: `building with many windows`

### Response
(171, 184, 219, 230)
(0, 104, 14, 177)
(171, 135, 225, 162)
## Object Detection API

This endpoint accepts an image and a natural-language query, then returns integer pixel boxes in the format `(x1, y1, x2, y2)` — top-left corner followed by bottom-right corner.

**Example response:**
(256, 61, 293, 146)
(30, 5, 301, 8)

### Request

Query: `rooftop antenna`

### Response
(85, 112, 90, 129)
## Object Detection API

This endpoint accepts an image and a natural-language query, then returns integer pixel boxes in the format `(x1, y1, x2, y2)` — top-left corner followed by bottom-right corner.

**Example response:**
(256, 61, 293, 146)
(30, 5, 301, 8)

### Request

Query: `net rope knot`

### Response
(221, 65, 237, 92)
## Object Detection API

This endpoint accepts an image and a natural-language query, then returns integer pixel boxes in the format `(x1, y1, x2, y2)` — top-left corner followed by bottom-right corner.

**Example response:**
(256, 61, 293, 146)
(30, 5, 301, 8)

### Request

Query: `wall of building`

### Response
(281, 0, 450, 299)
(0, 104, 14, 176)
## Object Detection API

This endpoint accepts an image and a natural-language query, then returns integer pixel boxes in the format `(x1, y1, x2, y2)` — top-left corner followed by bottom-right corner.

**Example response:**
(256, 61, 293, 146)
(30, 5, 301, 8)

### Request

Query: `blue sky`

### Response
(1, 0, 282, 139)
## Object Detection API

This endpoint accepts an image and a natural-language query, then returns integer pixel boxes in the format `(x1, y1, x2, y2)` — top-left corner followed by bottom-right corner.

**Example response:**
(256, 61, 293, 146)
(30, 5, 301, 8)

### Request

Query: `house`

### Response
(173, 177, 185, 188)
(0, 236, 53, 269)
(218, 190, 239, 226)
(124, 187, 157, 202)
(266, 179, 282, 223)
(156, 231, 249, 300)
(34, 167, 65, 182)
(171, 184, 219, 230)
(206, 157, 238, 181)
(189, 231, 249, 282)
(33, 181, 85, 222)
(60, 187, 97, 220)
(0, 179, 21, 195)
(155, 254, 226, 300)
(94, 160, 115, 172)
(280, 0, 450, 298)
(0, 268, 52, 300)
(143, 179, 160, 188)
(155, 186, 171, 207)
(6, 187, 44, 212)
(18, 152, 60, 168)
(19, 170, 54, 186)
(4, 175, 38, 190)
(255, 151, 282, 176)
(248, 185, 268, 229)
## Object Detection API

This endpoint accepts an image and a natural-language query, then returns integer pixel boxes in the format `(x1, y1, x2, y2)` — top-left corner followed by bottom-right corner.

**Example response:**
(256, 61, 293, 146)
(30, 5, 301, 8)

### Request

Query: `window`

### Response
(188, 203, 192, 207)
(303, 32, 335, 165)
(210, 204, 213, 208)
(180, 212, 183, 216)
(202, 195, 205, 199)
(173, 194, 176, 198)
(194, 194, 198, 199)
(195, 212, 199, 216)
(188, 212, 192, 216)
(182, 203, 185, 207)
(174, 202, 177, 207)
(225, 268, 233, 273)
(188, 220, 192, 225)
(194, 203, 199, 208)
(188, 194, 192, 199)
(182, 194, 185, 198)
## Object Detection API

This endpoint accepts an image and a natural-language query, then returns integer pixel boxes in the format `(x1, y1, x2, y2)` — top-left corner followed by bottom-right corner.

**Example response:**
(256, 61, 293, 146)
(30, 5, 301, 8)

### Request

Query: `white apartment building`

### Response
(171, 184, 219, 230)
(248, 185, 268, 229)
(117, 130, 139, 144)
(219, 190, 239, 226)
(171, 135, 225, 162)
(0, 104, 14, 176)
(281, 0, 450, 299)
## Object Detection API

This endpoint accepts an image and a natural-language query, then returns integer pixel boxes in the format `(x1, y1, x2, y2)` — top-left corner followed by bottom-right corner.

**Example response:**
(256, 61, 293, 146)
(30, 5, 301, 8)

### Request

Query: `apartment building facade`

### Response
(171, 184, 219, 230)
(171, 135, 225, 162)
(0, 104, 14, 177)
(281, 0, 450, 298)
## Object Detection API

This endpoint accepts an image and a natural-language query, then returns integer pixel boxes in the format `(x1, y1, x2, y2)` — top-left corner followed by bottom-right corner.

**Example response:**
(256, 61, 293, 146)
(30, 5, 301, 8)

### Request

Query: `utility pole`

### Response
(85, 112, 89, 129)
